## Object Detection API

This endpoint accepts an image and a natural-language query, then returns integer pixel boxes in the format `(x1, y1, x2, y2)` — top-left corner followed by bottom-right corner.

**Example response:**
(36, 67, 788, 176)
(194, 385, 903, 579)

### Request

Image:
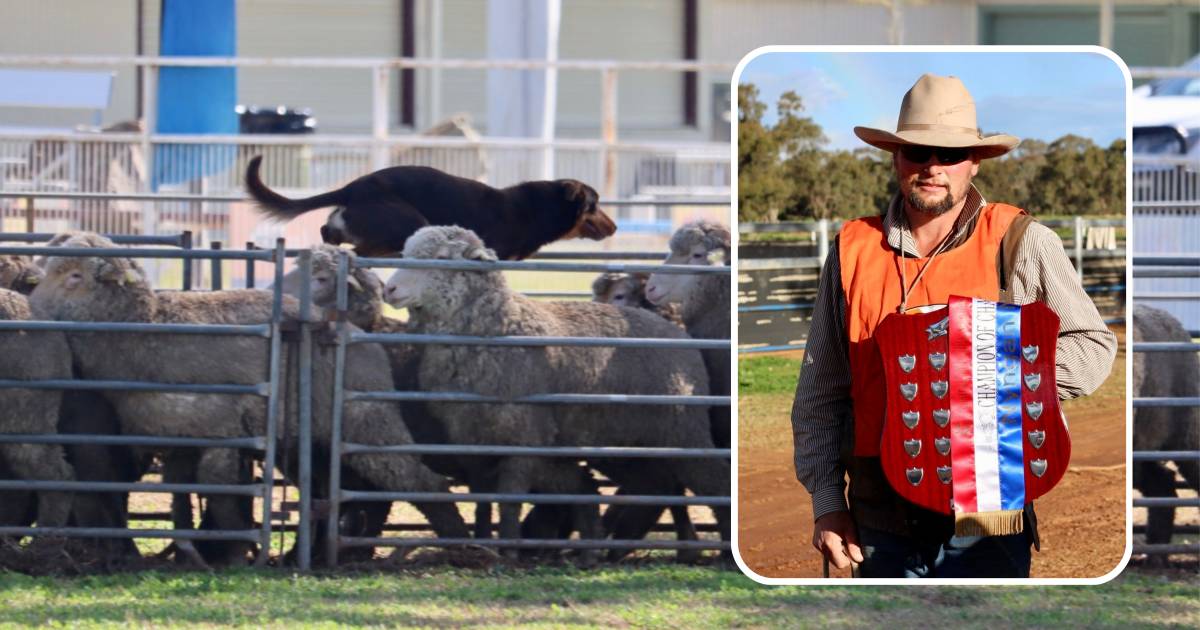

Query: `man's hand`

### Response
(812, 510, 864, 570)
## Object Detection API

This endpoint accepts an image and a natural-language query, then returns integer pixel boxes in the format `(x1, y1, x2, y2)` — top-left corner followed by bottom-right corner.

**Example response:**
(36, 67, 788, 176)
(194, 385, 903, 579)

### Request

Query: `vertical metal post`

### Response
(245, 241, 257, 289)
(324, 251, 350, 567)
(1080, 214, 1089, 280)
(818, 219, 830, 268)
(540, 0, 561, 180)
(24, 196, 33, 233)
(257, 238, 286, 566)
(296, 250, 314, 571)
(1099, 0, 1114, 49)
(140, 63, 157, 230)
(181, 231, 193, 290)
(210, 241, 223, 290)
(371, 65, 390, 172)
(600, 68, 618, 198)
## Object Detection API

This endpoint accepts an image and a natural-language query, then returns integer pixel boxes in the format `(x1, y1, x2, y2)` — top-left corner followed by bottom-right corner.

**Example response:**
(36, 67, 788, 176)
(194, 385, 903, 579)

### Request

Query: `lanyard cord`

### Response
(898, 222, 956, 313)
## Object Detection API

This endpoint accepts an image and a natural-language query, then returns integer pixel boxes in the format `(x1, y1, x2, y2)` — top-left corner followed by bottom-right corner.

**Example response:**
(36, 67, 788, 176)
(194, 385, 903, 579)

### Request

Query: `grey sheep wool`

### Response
(1132, 304, 1200, 552)
(646, 220, 731, 449)
(591, 272, 683, 326)
(0, 255, 43, 295)
(0, 287, 76, 529)
(29, 233, 469, 547)
(386, 225, 731, 556)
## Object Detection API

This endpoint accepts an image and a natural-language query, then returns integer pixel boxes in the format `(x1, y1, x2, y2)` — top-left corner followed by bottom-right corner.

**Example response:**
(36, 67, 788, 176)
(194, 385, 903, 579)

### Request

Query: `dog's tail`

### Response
(245, 155, 347, 220)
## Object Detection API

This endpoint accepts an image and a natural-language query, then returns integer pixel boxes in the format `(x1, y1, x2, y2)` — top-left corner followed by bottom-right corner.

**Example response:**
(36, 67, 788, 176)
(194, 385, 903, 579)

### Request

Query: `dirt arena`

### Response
(735, 327, 1161, 579)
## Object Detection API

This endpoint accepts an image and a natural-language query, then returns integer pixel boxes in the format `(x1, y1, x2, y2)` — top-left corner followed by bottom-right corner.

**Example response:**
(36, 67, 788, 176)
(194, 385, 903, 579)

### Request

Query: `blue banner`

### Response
(154, 0, 237, 188)
(994, 302, 1025, 510)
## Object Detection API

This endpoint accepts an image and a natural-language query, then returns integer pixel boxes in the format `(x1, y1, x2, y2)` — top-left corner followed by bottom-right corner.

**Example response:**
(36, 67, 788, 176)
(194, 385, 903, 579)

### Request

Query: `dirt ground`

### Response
(735, 327, 1175, 579)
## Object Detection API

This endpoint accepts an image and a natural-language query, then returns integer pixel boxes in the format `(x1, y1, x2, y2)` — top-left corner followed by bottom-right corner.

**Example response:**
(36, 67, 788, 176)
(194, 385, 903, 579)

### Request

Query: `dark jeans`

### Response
(857, 526, 1032, 578)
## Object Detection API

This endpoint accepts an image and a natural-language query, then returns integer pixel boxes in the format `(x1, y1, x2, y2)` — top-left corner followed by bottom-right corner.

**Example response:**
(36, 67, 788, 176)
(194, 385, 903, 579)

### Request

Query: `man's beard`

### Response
(905, 186, 956, 216)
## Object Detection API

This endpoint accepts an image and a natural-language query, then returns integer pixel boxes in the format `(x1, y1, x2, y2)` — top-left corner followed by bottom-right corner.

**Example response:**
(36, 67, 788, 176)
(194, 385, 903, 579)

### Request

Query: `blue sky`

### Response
(738, 51, 1127, 151)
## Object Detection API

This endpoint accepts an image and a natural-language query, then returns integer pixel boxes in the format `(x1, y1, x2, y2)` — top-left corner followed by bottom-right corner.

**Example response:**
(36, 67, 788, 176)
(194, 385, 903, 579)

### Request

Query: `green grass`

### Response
(0, 565, 1194, 628)
(738, 355, 802, 395)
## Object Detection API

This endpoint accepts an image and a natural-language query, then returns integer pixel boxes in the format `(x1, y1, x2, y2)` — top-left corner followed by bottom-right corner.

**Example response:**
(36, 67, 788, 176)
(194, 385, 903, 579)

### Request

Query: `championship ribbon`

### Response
(876, 295, 1070, 537)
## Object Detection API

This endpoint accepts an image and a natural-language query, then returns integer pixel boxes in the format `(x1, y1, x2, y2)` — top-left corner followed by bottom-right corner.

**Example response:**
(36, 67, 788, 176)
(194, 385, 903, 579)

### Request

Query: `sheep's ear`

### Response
(347, 274, 363, 292)
(465, 246, 497, 262)
(96, 258, 140, 285)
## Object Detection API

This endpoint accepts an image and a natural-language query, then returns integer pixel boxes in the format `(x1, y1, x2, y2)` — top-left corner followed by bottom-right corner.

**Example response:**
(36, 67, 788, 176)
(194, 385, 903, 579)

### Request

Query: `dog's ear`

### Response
(562, 180, 598, 208)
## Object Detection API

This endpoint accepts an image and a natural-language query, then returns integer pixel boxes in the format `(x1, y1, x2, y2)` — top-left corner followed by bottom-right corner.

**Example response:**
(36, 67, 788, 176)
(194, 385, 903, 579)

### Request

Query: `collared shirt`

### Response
(791, 187, 1118, 521)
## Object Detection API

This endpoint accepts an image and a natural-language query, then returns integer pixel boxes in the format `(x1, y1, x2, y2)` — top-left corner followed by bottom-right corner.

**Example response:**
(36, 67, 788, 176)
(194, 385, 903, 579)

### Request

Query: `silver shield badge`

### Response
(933, 408, 950, 428)
(1030, 459, 1048, 478)
(906, 467, 924, 486)
(1024, 372, 1041, 392)
(900, 383, 918, 401)
(931, 380, 949, 399)
(1026, 401, 1044, 420)
(901, 410, 920, 429)
(935, 436, 951, 455)
(928, 352, 947, 371)
(937, 465, 952, 484)
(1028, 430, 1046, 449)
(926, 316, 949, 340)
(903, 439, 922, 457)
(1022, 345, 1039, 363)
(898, 354, 917, 373)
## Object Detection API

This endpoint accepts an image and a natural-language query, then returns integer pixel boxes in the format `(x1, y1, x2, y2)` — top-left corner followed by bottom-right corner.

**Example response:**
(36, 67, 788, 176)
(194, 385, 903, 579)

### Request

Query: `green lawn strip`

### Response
(738, 355, 802, 396)
(0, 566, 1194, 628)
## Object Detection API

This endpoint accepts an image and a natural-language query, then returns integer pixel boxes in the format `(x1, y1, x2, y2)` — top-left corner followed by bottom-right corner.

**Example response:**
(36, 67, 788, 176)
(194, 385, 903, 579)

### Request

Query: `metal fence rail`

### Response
(1130, 250, 1200, 560)
(320, 249, 732, 568)
(0, 241, 288, 565)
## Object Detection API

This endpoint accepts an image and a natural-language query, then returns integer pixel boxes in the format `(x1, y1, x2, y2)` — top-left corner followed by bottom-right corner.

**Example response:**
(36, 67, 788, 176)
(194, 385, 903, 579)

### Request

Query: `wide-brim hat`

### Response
(853, 74, 1020, 160)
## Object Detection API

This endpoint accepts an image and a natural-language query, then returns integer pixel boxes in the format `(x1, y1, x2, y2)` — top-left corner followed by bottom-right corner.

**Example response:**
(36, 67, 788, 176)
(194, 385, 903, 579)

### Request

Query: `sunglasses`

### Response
(898, 145, 973, 165)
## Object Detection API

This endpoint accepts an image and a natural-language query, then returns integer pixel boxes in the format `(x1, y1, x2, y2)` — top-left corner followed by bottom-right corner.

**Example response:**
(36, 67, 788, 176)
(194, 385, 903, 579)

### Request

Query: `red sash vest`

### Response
(839, 203, 1024, 457)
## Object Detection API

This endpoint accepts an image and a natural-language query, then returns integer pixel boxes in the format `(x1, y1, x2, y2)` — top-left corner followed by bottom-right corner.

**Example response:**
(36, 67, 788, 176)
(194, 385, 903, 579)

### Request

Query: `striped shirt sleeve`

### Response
(1010, 222, 1118, 400)
(791, 237, 853, 521)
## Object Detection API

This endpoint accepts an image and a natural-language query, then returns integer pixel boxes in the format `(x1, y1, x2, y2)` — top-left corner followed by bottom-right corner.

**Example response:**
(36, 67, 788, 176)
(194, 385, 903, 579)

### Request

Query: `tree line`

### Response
(738, 84, 1126, 223)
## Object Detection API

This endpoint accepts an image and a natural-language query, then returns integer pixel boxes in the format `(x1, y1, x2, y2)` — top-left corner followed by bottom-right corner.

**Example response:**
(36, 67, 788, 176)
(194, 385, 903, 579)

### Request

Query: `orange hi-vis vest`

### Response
(840, 203, 1025, 457)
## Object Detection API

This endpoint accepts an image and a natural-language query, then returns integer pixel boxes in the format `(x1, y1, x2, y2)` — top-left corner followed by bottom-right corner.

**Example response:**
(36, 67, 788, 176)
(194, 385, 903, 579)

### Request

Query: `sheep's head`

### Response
(591, 272, 651, 309)
(645, 220, 730, 306)
(0, 254, 44, 295)
(384, 225, 499, 313)
(282, 244, 383, 309)
(29, 232, 151, 322)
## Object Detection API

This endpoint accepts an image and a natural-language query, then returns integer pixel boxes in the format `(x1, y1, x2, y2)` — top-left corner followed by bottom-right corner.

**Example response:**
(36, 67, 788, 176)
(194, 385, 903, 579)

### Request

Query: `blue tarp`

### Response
(154, 0, 237, 188)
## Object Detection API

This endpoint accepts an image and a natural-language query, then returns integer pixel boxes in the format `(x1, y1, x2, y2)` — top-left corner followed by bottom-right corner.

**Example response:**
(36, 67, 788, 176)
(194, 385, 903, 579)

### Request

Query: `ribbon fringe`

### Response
(954, 509, 1025, 537)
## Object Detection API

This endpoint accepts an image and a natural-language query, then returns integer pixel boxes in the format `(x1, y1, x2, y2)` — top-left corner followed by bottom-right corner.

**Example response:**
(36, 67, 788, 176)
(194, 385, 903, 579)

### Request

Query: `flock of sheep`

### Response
(0, 220, 732, 570)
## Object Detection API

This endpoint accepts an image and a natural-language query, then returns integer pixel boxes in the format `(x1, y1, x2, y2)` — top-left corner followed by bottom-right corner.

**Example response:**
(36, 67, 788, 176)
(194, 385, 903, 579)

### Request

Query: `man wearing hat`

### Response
(791, 74, 1116, 578)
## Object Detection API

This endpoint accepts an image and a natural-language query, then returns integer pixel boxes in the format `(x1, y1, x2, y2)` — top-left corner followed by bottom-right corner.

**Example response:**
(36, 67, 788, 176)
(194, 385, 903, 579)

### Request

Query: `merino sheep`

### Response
(0, 255, 42, 295)
(384, 225, 731, 560)
(29, 233, 470, 561)
(591, 272, 683, 326)
(288, 245, 516, 545)
(646, 220, 731, 449)
(0, 288, 76, 534)
(1132, 304, 1200, 556)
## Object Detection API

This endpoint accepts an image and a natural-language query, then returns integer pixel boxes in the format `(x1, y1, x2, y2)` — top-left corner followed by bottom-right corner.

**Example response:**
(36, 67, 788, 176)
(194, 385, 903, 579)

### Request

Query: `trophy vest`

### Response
(839, 202, 1024, 457)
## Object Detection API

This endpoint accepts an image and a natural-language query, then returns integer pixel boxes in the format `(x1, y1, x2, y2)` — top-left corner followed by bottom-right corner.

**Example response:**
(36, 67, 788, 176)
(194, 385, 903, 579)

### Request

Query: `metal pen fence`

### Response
(1129, 252, 1200, 561)
(0, 241, 288, 566)
(313, 251, 732, 569)
(0, 237, 732, 571)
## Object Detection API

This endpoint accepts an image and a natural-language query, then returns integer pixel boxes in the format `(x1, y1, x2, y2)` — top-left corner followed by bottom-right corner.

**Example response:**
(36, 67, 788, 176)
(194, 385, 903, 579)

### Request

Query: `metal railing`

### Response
(1130, 252, 1200, 560)
(0, 54, 733, 215)
(0, 241, 288, 565)
(314, 250, 731, 568)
